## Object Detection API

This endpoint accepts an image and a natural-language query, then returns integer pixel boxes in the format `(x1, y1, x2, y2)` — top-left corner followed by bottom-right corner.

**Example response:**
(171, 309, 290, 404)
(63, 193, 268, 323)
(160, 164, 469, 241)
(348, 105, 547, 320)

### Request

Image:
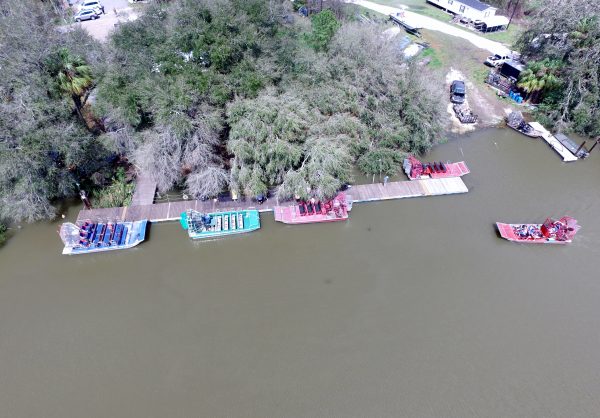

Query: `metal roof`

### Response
(503, 59, 525, 71)
(482, 15, 509, 27)
(456, 0, 495, 12)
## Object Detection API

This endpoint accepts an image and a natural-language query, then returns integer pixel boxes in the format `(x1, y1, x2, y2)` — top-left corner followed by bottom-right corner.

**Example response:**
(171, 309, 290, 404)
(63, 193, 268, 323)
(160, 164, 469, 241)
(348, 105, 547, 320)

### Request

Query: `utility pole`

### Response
(507, 0, 520, 30)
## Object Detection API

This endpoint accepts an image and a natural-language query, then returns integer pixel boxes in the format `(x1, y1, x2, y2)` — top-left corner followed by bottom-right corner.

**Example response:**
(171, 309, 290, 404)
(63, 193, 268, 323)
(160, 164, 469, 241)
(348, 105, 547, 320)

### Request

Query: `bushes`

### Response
(0, 0, 113, 224)
(305, 10, 341, 52)
(516, 0, 600, 137)
(93, 168, 135, 208)
(98, 0, 445, 203)
(0, 223, 7, 246)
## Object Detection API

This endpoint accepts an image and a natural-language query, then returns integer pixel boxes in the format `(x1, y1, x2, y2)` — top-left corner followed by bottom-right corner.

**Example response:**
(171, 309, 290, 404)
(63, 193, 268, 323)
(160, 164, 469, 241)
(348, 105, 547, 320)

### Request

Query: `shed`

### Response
(427, 0, 497, 21)
(499, 60, 525, 81)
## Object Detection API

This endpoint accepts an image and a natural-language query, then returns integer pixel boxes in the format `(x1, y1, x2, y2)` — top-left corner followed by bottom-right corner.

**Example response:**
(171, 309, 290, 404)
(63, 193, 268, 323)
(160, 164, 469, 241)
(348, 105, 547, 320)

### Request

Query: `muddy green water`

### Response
(2, 129, 600, 417)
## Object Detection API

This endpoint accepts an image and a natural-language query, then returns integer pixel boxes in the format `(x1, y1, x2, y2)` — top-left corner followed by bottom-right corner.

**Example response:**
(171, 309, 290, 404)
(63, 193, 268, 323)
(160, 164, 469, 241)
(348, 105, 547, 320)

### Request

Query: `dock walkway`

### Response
(77, 177, 469, 223)
(130, 173, 157, 206)
(529, 122, 578, 162)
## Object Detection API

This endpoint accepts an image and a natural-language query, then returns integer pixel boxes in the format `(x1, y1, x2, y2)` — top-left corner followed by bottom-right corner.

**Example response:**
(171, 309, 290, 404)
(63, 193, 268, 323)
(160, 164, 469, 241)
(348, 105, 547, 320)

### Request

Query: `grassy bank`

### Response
(0, 223, 7, 246)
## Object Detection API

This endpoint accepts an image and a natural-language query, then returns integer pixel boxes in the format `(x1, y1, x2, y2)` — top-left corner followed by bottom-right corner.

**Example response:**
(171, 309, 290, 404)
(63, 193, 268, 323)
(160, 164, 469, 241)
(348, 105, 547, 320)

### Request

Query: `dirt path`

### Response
(444, 68, 510, 133)
(346, 0, 511, 55)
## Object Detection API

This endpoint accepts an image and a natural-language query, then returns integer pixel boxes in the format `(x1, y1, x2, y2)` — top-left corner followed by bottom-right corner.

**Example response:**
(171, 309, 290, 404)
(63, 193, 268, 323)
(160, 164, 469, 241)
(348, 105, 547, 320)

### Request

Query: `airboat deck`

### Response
(528, 122, 578, 162)
(274, 193, 352, 224)
(180, 209, 260, 239)
(432, 162, 470, 178)
(60, 219, 148, 255)
(497, 217, 580, 244)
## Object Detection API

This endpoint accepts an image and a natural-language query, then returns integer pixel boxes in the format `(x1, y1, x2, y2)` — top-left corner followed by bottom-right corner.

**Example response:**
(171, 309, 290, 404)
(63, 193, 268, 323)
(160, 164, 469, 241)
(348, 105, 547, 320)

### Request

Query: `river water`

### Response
(2, 128, 600, 417)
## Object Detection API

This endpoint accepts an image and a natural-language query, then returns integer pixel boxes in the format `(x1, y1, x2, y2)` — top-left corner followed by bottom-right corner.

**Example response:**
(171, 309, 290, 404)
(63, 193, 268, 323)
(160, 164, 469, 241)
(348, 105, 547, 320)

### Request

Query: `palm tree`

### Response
(517, 59, 561, 103)
(52, 48, 93, 119)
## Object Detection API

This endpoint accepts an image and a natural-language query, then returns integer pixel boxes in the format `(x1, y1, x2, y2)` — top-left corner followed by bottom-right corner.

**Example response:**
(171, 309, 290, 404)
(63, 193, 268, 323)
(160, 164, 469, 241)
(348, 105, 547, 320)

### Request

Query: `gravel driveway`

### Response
(346, 0, 511, 55)
(70, 0, 139, 42)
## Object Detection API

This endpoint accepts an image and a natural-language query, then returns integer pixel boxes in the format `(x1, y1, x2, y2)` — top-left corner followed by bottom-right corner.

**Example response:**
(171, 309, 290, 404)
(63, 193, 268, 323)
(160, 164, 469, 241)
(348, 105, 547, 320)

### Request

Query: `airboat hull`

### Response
(180, 210, 260, 239)
(497, 223, 569, 244)
(496, 219, 580, 245)
(507, 123, 542, 138)
(274, 206, 349, 224)
(61, 220, 148, 255)
(403, 156, 470, 180)
(274, 193, 352, 225)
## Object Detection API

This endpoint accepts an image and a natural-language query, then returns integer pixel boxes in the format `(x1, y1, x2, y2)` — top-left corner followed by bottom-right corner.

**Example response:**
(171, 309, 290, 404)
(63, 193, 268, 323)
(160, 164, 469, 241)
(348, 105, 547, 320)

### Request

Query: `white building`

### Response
(427, 0, 497, 21)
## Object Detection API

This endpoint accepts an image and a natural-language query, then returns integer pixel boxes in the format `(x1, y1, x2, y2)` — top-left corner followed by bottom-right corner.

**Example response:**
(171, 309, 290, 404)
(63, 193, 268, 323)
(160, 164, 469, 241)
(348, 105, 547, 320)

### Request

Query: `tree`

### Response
(47, 48, 94, 121)
(516, 0, 600, 136)
(517, 58, 562, 103)
(0, 0, 111, 224)
(305, 9, 341, 52)
(98, 0, 446, 205)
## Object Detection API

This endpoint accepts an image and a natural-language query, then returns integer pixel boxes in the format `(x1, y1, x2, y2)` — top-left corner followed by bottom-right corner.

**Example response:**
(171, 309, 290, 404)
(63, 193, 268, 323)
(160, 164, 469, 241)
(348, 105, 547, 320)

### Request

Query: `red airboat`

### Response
(273, 192, 352, 224)
(496, 216, 580, 244)
(403, 155, 470, 180)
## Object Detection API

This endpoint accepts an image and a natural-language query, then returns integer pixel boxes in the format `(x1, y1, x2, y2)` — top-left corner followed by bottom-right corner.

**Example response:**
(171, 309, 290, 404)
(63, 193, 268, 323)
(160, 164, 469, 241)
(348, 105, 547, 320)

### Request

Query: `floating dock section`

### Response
(528, 122, 578, 162)
(350, 177, 468, 203)
(77, 178, 469, 224)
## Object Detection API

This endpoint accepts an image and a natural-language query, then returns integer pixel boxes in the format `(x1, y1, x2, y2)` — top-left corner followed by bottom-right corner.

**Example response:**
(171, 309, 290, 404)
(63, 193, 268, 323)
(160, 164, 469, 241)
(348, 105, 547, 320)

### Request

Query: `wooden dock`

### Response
(76, 177, 468, 223)
(349, 177, 468, 203)
(130, 173, 157, 206)
(529, 122, 578, 162)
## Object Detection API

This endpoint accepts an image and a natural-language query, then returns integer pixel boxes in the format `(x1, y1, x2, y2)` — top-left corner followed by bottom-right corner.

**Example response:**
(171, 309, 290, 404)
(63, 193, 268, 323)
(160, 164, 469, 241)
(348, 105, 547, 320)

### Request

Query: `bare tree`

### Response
(186, 165, 229, 199)
(134, 126, 183, 192)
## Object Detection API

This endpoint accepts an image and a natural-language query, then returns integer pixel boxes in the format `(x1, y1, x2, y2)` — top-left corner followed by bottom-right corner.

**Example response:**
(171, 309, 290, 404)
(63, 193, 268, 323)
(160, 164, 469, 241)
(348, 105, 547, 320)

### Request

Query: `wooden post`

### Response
(588, 138, 600, 153)
(80, 190, 92, 210)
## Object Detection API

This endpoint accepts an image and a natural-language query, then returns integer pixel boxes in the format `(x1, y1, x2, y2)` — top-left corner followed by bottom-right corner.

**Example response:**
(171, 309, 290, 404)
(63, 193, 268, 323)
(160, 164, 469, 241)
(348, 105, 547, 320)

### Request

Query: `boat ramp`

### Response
(76, 177, 469, 223)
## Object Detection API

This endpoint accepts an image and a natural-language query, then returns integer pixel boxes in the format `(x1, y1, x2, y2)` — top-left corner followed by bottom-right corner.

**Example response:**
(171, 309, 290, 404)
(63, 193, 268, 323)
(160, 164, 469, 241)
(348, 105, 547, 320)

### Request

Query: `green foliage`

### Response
(305, 10, 341, 52)
(96, 0, 445, 203)
(357, 148, 406, 177)
(46, 48, 94, 102)
(516, 0, 600, 137)
(226, 19, 445, 198)
(517, 58, 562, 102)
(0, 0, 112, 223)
(93, 168, 135, 208)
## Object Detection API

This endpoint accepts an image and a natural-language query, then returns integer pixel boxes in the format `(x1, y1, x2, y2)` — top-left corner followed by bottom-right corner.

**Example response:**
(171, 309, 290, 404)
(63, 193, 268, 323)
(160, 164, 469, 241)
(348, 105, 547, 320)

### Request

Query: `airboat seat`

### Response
(119, 226, 128, 245)
(298, 203, 306, 215)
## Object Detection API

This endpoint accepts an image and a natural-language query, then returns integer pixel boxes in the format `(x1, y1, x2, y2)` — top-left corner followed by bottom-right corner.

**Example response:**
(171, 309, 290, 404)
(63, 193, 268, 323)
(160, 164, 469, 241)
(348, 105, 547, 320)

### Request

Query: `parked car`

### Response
(484, 53, 511, 67)
(450, 80, 466, 104)
(79, 0, 105, 14)
(74, 9, 100, 22)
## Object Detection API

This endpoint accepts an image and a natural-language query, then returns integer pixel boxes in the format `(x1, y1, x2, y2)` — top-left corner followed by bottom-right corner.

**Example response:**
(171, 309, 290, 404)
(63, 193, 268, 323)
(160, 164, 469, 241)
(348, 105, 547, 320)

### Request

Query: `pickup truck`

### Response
(484, 54, 511, 67)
